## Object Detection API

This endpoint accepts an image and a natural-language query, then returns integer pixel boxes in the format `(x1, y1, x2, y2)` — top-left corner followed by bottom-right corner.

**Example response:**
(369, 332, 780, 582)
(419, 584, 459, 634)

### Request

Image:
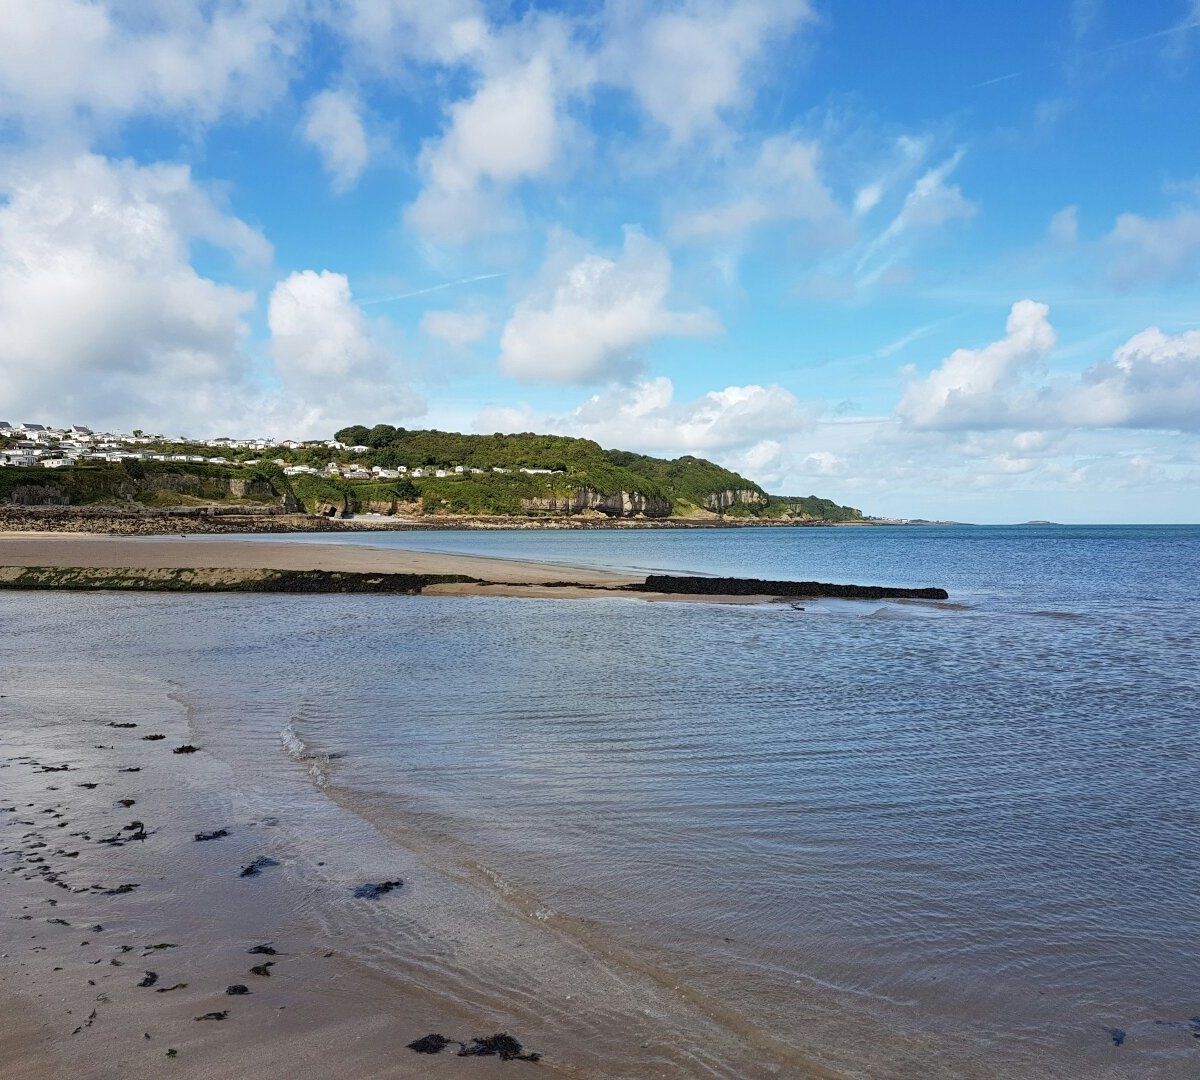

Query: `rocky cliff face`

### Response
(520, 487, 671, 518)
(1, 472, 297, 511)
(2, 484, 69, 506)
(703, 489, 766, 512)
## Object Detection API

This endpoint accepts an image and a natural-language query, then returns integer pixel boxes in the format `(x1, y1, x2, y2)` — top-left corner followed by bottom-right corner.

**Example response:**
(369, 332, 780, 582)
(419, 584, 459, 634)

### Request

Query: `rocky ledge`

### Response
(0, 566, 950, 602)
(633, 575, 950, 601)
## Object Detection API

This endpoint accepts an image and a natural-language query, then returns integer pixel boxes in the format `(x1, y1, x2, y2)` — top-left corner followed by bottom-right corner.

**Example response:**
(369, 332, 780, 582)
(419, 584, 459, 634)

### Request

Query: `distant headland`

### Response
(1, 419, 871, 530)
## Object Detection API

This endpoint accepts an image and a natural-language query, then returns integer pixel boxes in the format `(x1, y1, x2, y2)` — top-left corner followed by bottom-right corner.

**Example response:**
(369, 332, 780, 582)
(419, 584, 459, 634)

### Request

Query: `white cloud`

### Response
(1048, 205, 1079, 246)
(403, 13, 593, 246)
(607, 0, 813, 142)
(0, 153, 266, 429)
(564, 377, 809, 453)
(498, 228, 720, 383)
(0, 0, 299, 133)
(883, 152, 977, 234)
(896, 300, 1056, 429)
(1062, 326, 1200, 430)
(303, 88, 369, 193)
(406, 55, 559, 242)
(337, 0, 487, 67)
(268, 270, 426, 434)
(269, 270, 373, 380)
(852, 150, 977, 288)
(897, 301, 1200, 433)
(420, 309, 489, 346)
(670, 135, 841, 242)
(1106, 207, 1200, 285)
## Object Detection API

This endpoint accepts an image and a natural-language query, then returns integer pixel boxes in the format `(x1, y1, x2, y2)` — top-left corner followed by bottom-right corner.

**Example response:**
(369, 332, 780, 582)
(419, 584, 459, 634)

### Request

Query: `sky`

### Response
(1, 1, 1199, 523)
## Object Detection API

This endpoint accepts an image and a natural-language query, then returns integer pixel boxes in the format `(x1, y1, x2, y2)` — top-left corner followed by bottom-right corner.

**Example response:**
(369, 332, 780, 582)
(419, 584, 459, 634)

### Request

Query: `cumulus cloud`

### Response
(303, 88, 369, 193)
(0, 153, 267, 429)
(606, 0, 813, 142)
(421, 309, 489, 347)
(405, 34, 581, 243)
(498, 228, 720, 383)
(896, 300, 1056, 429)
(897, 300, 1200, 433)
(1106, 207, 1200, 285)
(1062, 326, 1200, 430)
(472, 375, 810, 486)
(267, 270, 425, 431)
(0, 0, 299, 133)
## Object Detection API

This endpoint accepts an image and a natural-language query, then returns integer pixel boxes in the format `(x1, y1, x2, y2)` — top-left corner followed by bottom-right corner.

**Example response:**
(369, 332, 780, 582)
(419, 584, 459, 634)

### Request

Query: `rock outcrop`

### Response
(519, 487, 671, 518)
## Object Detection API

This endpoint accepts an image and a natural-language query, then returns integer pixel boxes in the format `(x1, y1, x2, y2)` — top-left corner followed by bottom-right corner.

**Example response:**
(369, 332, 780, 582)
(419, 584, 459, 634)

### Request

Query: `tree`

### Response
(367, 423, 398, 448)
(334, 424, 370, 446)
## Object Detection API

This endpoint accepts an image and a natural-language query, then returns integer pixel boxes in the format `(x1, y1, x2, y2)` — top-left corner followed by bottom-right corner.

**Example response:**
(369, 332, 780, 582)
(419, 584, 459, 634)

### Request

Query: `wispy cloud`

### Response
(360, 273, 506, 305)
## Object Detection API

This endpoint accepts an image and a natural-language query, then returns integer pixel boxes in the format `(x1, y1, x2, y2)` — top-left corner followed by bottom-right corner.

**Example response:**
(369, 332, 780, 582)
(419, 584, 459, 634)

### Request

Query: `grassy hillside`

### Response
(0, 461, 289, 507)
(1, 430, 865, 521)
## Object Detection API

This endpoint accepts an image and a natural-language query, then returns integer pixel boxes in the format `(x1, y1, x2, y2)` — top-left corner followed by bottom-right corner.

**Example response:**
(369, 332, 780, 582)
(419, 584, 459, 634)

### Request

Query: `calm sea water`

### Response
(5, 525, 1199, 1076)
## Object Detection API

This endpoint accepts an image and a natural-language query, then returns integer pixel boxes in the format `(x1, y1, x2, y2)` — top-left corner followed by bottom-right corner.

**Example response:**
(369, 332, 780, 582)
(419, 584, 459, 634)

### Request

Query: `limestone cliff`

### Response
(519, 487, 672, 518)
(703, 489, 768, 512)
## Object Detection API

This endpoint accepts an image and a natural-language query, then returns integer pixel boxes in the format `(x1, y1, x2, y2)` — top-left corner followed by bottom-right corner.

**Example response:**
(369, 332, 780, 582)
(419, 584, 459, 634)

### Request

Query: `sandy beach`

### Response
(0, 533, 791, 604)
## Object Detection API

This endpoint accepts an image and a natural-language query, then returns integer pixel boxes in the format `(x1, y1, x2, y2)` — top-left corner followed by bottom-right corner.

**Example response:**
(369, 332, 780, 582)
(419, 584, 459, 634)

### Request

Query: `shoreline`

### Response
(0, 506, 904, 537)
(1, 622, 846, 1080)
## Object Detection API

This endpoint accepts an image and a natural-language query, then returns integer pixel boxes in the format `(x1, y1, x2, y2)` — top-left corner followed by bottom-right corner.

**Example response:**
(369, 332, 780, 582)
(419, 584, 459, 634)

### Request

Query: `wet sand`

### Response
(0, 623, 850, 1080)
(0, 686, 543, 1079)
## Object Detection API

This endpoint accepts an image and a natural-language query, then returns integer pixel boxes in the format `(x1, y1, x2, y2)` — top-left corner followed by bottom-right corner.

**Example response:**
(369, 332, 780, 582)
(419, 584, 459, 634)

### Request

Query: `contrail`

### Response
(360, 272, 506, 305)
(968, 71, 1023, 90)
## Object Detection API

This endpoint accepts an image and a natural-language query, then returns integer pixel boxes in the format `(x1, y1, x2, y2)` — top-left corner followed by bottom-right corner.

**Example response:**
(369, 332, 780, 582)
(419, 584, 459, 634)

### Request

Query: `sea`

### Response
(4, 524, 1198, 1078)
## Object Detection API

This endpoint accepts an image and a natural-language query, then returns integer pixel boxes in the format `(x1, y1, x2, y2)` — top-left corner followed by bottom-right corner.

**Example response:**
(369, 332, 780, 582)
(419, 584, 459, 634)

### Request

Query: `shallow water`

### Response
(4, 525, 1199, 1076)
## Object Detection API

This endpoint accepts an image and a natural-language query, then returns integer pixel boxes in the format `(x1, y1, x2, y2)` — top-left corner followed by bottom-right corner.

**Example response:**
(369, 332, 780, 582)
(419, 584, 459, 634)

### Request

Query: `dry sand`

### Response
(0, 533, 773, 604)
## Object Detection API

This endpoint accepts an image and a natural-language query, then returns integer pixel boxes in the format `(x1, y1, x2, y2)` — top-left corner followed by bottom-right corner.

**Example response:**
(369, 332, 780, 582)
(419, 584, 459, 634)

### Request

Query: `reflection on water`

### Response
(3, 525, 1199, 1077)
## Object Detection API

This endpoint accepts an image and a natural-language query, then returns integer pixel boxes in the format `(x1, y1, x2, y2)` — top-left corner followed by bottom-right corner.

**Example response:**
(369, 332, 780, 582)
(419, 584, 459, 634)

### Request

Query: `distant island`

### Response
(1, 420, 865, 528)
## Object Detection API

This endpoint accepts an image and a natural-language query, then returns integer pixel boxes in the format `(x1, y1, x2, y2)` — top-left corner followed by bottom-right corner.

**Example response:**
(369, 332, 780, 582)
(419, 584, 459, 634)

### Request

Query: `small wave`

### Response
(279, 720, 339, 787)
(1029, 610, 1084, 620)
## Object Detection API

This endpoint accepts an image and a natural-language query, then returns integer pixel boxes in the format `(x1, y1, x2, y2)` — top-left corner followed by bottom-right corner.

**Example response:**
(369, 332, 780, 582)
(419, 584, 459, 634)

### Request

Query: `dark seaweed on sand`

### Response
(239, 856, 279, 877)
(353, 879, 402, 899)
(407, 1034, 451, 1054)
(406, 1032, 540, 1062)
(458, 1034, 540, 1061)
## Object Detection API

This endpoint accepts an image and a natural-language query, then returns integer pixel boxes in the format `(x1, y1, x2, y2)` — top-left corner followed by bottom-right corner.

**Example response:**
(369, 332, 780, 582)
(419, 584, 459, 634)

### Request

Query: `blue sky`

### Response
(2, 1, 1199, 522)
